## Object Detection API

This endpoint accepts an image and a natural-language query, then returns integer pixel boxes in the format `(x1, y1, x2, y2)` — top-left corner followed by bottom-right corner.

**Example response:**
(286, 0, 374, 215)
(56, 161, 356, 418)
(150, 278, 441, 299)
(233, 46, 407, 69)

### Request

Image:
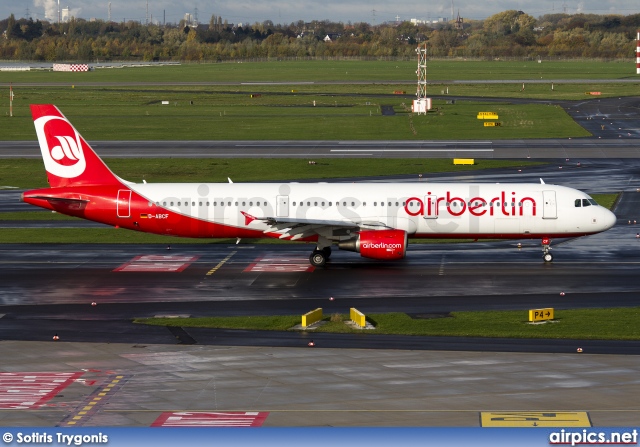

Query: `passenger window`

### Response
(582, 199, 591, 207)
(329, 202, 332, 206)
(192, 202, 195, 206)
(363, 202, 366, 206)
(163, 202, 166, 206)
(322, 202, 325, 206)
(235, 201, 238, 206)
(351, 202, 355, 206)
(314, 202, 318, 206)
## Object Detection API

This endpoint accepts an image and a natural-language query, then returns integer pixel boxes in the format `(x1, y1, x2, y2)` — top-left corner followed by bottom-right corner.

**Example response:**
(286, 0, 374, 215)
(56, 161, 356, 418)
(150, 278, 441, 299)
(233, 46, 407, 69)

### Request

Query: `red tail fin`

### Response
(30, 104, 122, 188)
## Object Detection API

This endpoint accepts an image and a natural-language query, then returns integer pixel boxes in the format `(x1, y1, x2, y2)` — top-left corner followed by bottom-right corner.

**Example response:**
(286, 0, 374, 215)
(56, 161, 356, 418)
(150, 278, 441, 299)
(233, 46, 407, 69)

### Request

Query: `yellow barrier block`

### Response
(483, 122, 502, 127)
(477, 112, 499, 119)
(528, 308, 554, 322)
(302, 308, 323, 327)
(453, 159, 474, 165)
(350, 308, 366, 328)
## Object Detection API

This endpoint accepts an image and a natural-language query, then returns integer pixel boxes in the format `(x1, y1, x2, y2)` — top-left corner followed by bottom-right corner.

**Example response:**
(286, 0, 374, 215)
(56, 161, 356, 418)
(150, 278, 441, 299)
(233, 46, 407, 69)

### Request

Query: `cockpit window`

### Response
(575, 199, 581, 207)
(582, 199, 591, 207)
(588, 199, 598, 206)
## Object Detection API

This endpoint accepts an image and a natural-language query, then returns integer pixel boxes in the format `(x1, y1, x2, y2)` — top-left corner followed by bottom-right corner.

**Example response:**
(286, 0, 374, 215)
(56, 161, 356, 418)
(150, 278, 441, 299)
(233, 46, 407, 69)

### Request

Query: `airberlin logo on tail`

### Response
(33, 115, 86, 178)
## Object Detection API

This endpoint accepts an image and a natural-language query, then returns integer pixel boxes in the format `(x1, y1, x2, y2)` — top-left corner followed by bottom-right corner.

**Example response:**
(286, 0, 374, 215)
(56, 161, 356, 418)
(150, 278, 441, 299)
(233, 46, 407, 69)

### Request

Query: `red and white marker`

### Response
(308, 340, 315, 347)
(560, 291, 565, 296)
(637, 31, 640, 75)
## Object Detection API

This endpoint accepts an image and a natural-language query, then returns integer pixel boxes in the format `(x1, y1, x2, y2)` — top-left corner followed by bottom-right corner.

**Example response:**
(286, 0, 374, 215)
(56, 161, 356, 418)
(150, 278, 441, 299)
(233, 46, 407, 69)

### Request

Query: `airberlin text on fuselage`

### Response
(404, 191, 537, 217)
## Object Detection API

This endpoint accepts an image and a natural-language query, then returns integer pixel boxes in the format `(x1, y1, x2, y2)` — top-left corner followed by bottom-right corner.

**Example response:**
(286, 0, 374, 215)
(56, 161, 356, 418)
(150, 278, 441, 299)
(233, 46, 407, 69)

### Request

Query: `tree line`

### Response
(1, 10, 639, 62)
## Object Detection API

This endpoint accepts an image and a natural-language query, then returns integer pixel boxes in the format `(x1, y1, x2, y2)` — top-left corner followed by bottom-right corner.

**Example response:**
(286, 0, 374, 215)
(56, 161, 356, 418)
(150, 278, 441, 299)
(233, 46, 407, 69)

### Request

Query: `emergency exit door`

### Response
(117, 189, 131, 218)
(276, 195, 289, 217)
(542, 190, 557, 219)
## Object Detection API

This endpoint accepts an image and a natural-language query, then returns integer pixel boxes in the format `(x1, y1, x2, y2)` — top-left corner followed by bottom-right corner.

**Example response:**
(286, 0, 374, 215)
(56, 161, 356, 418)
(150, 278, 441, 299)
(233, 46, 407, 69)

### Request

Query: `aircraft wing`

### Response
(241, 211, 388, 240)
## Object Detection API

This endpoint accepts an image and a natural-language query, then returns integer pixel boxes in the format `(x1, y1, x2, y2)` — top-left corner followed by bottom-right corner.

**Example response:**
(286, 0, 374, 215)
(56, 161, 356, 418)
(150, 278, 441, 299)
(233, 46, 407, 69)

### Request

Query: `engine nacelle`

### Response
(338, 229, 407, 260)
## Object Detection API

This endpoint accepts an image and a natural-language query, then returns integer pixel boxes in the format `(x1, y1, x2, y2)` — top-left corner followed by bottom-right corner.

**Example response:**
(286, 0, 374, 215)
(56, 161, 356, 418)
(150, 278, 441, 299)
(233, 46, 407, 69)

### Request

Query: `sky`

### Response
(3, 0, 639, 26)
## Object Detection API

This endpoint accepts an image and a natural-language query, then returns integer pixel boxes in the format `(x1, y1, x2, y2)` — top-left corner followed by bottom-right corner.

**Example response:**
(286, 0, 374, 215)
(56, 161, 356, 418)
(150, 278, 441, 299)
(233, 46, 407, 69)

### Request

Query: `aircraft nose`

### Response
(602, 208, 617, 230)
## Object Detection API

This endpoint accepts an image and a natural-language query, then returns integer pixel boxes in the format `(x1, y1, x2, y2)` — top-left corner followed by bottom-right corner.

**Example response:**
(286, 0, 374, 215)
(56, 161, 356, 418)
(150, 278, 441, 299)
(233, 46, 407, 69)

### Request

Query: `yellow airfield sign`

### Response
(477, 112, 499, 119)
(480, 412, 591, 427)
(529, 308, 554, 322)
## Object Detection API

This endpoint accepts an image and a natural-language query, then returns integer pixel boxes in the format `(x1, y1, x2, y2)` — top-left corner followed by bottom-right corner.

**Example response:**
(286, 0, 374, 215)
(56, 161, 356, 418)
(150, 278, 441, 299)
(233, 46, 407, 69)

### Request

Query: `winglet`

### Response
(540, 178, 546, 184)
(240, 211, 257, 226)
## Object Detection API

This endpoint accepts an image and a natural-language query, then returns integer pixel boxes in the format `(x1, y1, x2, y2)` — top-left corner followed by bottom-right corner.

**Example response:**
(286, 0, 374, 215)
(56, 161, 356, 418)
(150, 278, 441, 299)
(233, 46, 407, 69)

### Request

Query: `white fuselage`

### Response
(129, 181, 616, 239)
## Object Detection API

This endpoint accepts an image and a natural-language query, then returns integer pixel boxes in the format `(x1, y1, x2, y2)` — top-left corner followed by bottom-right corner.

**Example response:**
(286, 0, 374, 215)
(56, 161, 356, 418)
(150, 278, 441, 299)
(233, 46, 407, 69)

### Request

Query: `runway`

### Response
(2, 138, 639, 159)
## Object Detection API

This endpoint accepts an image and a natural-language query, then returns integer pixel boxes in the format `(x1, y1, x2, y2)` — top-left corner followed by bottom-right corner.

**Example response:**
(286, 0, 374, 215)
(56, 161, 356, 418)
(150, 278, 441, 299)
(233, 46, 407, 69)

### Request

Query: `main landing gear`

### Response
(542, 237, 553, 263)
(309, 246, 331, 267)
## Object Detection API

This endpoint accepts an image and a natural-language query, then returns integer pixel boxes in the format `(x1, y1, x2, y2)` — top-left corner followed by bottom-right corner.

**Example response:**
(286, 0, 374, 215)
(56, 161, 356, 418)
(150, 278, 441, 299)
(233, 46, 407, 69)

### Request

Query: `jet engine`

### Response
(338, 229, 407, 260)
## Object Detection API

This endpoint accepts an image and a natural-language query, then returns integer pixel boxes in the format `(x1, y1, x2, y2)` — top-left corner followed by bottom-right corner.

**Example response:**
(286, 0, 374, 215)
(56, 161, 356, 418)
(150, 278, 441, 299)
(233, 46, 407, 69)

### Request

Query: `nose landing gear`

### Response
(542, 237, 553, 262)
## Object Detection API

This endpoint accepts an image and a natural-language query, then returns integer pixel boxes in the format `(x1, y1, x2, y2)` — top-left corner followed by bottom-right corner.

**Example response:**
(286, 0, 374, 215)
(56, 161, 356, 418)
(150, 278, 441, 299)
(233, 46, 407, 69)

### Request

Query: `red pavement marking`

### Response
(0, 372, 84, 409)
(151, 411, 269, 427)
(114, 255, 199, 272)
(244, 255, 314, 273)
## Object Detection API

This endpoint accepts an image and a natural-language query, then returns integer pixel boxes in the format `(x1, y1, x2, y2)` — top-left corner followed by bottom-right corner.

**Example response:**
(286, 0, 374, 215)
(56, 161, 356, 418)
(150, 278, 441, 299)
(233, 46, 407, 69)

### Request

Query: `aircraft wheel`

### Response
(322, 247, 332, 259)
(310, 251, 326, 267)
(543, 253, 554, 263)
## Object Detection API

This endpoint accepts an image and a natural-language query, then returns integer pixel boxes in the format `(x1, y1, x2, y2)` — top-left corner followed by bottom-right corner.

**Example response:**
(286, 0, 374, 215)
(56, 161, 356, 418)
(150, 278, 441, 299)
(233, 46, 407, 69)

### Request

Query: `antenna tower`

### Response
(413, 43, 431, 115)
(146, 0, 149, 25)
(108, 2, 111, 21)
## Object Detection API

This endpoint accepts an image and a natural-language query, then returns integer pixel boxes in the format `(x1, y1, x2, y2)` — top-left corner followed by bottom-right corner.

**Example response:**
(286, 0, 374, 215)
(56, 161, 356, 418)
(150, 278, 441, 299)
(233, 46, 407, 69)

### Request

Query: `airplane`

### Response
(23, 104, 617, 267)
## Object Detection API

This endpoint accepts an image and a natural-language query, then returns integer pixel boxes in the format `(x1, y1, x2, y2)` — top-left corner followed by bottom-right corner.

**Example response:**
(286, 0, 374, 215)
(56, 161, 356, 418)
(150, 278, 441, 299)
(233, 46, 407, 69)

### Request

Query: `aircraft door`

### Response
(424, 195, 438, 219)
(542, 190, 557, 219)
(117, 189, 131, 218)
(276, 195, 289, 217)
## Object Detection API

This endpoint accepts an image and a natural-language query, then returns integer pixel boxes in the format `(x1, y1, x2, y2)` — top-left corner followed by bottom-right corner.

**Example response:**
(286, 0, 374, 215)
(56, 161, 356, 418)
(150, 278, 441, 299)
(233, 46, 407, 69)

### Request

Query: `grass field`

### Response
(0, 157, 543, 189)
(0, 88, 590, 141)
(1, 59, 636, 141)
(0, 60, 636, 84)
(134, 307, 640, 340)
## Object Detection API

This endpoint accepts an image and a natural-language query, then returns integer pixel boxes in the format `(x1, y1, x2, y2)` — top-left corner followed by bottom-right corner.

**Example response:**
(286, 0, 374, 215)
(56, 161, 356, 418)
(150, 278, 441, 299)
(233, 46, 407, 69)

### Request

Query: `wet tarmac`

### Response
(2, 125, 640, 425)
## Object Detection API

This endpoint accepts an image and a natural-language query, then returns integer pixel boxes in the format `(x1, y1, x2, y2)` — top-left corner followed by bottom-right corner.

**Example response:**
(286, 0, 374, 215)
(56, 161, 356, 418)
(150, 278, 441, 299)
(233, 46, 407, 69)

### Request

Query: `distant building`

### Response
(454, 10, 463, 29)
(323, 33, 341, 42)
(61, 7, 70, 23)
(184, 13, 197, 27)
